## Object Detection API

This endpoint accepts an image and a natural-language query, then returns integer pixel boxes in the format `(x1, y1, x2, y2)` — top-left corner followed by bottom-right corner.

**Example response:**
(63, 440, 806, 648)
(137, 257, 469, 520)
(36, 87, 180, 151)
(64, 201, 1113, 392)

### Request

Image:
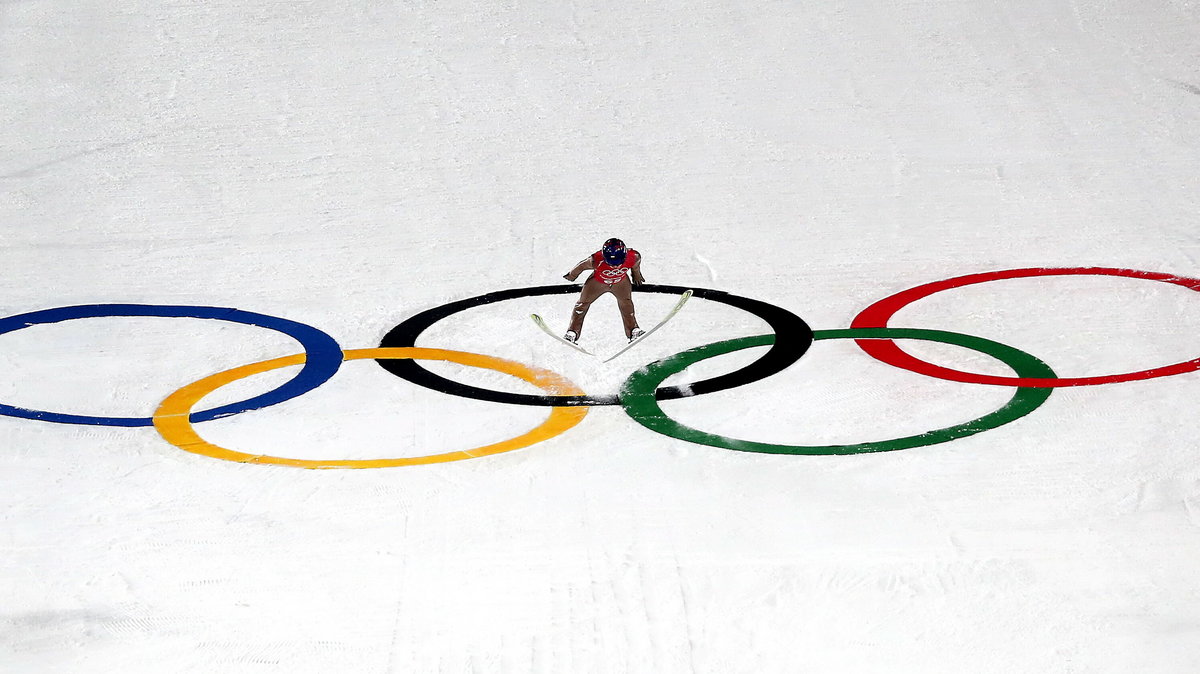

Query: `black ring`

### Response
(376, 284, 813, 407)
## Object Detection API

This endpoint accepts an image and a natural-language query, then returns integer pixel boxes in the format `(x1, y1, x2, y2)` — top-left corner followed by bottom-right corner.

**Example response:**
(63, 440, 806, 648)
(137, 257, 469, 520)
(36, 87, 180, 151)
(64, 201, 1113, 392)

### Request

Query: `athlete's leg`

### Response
(611, 280, 640, 339)
(567, 278, 610, 337)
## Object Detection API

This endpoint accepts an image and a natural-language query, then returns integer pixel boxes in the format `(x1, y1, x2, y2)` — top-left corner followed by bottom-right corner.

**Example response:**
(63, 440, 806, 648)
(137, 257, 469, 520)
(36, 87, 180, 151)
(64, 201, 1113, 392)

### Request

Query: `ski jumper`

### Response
(565, 249, 643, 339)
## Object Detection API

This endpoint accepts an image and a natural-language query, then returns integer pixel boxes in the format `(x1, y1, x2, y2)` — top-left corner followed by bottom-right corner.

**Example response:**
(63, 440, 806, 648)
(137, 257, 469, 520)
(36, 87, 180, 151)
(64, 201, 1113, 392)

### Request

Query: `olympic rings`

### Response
(377, 284, 813, 406)
(619, 328, 1056, 454)
(851, 267, 1200, 387)
(0, 304, 343, 427)
(6, 266, 1194, 467)
(152, 347, 589, 468)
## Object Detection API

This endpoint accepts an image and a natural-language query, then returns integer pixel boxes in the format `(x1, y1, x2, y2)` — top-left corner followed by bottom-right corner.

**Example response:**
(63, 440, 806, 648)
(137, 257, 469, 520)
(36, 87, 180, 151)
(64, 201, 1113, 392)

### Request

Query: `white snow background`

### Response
(2, 0, 1200, 672)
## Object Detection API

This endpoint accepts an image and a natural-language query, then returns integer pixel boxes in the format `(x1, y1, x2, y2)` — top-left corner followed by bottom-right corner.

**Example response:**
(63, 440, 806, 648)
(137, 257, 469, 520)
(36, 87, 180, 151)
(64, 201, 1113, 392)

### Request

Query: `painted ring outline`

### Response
(851, 267, 1200, 387)
(377, 284, 813, 406)
(0, 304, 343, 427)
(619, 328, 1055, 454)
(153, 347, 589, 468)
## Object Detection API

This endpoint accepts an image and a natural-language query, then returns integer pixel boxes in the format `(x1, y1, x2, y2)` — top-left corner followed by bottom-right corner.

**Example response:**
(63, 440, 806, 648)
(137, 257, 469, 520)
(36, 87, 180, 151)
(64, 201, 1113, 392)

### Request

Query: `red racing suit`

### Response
(590, 249, 641, 285)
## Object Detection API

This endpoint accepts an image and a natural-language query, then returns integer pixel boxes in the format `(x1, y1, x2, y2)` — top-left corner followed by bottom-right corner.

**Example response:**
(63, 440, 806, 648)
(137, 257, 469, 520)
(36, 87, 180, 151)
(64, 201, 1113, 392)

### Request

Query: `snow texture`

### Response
(2, 0, 1200, 672)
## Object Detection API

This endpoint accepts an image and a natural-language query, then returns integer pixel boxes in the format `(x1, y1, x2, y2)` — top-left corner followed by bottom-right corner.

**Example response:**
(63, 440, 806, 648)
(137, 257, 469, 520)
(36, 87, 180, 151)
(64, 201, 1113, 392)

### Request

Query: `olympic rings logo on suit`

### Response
(2, 267, 1196, 468)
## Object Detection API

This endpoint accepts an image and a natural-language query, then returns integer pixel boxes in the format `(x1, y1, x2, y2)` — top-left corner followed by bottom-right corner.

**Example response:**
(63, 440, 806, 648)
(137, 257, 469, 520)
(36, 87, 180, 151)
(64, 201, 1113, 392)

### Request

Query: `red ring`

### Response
(850, 267, 1200, 387)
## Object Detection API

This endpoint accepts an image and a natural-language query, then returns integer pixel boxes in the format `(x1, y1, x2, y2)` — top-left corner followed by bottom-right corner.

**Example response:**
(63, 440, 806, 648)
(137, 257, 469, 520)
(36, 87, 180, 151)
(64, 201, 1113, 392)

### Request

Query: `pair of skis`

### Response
(530, 290, 692, 362)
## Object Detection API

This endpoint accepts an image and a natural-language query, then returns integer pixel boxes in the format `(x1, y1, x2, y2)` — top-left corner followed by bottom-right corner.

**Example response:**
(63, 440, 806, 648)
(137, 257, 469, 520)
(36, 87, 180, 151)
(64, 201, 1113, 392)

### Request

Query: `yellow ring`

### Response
(152, 347, 589, 469)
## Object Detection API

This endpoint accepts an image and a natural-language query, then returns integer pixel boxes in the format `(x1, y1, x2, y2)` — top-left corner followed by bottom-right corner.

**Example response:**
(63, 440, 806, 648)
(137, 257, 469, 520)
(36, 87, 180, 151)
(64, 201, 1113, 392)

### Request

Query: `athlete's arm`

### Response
(630, 252, 645, 286)
(563, 257, 593, 282)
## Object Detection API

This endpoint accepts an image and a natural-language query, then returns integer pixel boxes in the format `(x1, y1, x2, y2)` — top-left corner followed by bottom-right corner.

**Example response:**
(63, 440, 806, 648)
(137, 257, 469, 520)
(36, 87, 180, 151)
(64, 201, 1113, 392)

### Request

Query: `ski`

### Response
(601, 289, 693, 362)
(531, 314, 596, 356)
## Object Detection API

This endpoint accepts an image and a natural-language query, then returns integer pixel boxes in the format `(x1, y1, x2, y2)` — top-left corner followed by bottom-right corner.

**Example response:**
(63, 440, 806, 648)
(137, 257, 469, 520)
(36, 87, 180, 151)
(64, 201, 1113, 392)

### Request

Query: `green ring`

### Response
(619, 328, 1056, 455)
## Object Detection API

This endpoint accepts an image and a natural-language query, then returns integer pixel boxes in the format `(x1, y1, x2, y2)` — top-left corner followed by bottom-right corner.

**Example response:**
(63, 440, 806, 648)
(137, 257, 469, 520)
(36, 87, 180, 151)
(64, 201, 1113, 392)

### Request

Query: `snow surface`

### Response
(3, 0, 1200, 672)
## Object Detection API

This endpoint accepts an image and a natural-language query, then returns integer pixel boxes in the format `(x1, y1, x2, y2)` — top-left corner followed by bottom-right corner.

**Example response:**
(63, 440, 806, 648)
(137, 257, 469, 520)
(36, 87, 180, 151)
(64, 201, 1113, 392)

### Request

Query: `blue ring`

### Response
(0, 304, 343, 427)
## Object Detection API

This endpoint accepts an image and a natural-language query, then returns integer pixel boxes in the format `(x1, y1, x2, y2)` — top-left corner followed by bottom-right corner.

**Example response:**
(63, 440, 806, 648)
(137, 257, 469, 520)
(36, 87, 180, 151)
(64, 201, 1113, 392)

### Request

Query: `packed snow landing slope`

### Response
(3, 0, 1200, 672)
